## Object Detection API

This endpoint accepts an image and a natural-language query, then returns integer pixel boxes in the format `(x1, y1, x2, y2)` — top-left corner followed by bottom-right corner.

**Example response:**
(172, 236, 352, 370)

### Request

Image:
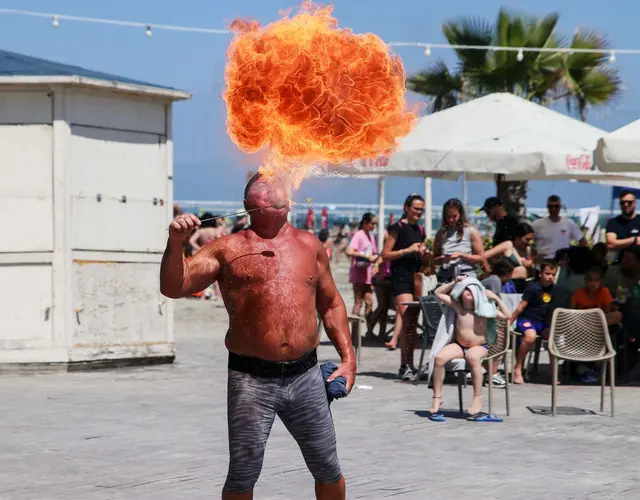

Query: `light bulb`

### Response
(516, 49, 524, 62)
(424, 45, 431, 57)
(52, 15, 60, 29)
(145, 25, 152, 37)
(609, 51, 616, 63)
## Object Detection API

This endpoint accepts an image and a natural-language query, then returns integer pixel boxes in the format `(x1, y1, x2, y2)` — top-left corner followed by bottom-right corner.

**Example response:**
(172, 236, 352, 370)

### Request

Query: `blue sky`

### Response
(1, 0, 638, 209)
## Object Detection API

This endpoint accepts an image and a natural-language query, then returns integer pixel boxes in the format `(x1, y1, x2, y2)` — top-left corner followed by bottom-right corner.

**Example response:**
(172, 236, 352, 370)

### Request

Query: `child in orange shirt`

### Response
(570, 267, 622, 383)
(571, 267, 622, 326)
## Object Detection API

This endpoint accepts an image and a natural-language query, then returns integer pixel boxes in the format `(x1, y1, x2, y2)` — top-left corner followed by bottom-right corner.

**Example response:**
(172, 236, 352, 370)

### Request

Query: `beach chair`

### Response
(548, 308, 616, 417)
(416, 295, 443, 376)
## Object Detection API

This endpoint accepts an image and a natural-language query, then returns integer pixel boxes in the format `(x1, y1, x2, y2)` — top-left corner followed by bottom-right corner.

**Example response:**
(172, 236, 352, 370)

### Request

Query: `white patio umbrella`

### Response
(317, 93, 640, 244)
(595, 120, 640, 172)
(334, 92, 637, 182)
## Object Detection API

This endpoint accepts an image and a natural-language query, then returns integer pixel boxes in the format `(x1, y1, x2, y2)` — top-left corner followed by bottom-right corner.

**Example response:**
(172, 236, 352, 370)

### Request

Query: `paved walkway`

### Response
(1, 268, 639, 499)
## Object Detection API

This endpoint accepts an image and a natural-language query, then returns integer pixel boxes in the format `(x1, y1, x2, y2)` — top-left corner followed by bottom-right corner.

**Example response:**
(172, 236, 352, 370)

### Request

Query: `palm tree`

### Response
(407, 8, 622, 215)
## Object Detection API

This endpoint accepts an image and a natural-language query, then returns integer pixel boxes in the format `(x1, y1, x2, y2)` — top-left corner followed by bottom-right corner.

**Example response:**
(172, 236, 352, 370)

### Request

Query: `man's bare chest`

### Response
(222, 242, 318, 287)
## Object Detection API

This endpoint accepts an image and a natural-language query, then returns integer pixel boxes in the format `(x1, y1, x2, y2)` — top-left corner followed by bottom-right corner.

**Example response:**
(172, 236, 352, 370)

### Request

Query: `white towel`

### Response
(426, 277, 497, 384)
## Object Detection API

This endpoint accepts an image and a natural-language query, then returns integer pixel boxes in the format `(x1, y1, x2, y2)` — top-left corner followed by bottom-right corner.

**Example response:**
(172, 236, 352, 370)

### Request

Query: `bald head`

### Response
(244, 172, 264, 201)
(243, 172, 289, 214)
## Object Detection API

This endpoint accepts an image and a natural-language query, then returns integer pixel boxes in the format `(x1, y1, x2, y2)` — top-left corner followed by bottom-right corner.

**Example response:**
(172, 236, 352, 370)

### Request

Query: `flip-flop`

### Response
(467, 412, 503, 422)
(428, 413, 446, 422)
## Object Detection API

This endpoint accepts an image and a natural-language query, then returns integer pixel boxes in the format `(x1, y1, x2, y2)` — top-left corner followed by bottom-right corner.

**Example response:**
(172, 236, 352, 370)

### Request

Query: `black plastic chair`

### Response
(415, 295, 443, 377)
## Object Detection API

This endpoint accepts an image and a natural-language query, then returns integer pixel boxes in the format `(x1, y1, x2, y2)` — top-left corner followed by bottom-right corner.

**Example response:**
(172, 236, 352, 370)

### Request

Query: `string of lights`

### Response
(1, 7, 639, 63)
(0, 8, 231, 36)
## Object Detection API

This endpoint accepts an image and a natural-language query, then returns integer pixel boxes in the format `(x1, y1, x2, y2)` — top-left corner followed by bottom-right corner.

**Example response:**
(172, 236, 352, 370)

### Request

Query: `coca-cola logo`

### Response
(359, 156, 390, 168)
(565, 154, 592, 171)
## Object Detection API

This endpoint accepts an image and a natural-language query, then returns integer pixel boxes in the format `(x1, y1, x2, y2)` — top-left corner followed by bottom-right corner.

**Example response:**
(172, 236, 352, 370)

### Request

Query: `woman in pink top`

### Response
(345, 213, 379, 322)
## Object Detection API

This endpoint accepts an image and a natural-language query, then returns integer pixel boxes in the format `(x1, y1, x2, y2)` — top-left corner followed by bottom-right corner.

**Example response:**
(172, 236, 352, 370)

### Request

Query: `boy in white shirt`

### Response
(533, 195, 586, 261)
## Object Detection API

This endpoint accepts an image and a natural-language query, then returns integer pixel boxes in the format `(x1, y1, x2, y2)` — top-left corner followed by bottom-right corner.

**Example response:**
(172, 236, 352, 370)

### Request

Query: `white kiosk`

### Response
(0, 50, 191, 368)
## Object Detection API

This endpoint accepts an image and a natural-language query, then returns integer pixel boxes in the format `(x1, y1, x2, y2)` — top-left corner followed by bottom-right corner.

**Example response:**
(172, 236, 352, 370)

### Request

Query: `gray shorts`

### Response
(224, 354, 342, 494)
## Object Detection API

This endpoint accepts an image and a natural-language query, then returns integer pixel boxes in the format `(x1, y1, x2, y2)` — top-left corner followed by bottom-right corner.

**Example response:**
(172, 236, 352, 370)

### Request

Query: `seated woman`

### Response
(484, 222, 535, 292)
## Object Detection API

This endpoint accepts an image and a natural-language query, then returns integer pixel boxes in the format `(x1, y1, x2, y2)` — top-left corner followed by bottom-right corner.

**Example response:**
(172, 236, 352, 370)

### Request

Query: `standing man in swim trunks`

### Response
(160, 172, 355, 500)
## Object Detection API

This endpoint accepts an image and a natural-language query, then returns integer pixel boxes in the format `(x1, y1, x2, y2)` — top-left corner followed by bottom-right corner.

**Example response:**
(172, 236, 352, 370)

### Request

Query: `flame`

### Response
(223, 2, 417, 188)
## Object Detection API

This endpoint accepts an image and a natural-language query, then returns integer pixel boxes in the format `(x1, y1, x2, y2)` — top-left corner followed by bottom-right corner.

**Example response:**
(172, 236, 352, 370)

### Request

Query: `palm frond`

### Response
(406, 61, 464, 112)
(442, 17, 493, 72)
(526, 12, 559, 48)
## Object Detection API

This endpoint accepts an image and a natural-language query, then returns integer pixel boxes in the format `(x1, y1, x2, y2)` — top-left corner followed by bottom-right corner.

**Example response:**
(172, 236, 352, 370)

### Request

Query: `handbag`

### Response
(354, 256, 371, 268)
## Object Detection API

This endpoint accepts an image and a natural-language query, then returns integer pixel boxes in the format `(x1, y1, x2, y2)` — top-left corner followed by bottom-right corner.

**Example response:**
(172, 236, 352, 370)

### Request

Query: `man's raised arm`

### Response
(315, 239, 356, 391)
(160, 213, 221, 299)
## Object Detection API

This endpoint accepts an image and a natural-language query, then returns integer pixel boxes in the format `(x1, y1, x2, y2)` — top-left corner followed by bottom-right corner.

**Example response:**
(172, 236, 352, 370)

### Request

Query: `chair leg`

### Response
(457, 372, 464, 414)
(505, 360, 511, 417)
(609, 358, 616, 418)
(551, 355, 558, 416)
(600, 360, 606, 413)
(416, 328, 429, 381)
(511, 332, 516, 384)
(487, 359, 494, 416)
(534, 337, 542, 376)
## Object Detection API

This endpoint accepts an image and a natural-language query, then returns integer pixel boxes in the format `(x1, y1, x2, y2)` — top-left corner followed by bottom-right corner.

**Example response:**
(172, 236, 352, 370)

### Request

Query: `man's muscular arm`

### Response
(160, 214, 222, 299)
(315, 238, 356, 391)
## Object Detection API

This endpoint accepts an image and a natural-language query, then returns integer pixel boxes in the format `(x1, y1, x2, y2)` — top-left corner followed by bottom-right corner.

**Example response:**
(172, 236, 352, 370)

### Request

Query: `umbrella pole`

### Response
(462, 172, 469, 213)
(377, 176, 385, 254)
(424, 176, 432, 239)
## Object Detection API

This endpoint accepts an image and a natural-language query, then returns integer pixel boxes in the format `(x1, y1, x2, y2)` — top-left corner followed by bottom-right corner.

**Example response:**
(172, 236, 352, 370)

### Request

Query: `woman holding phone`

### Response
(434, 198, 489, 284)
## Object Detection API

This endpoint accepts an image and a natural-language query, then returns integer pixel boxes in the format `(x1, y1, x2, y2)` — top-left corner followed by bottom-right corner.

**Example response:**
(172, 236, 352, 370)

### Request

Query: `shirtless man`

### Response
(431, 276, 510, 415)
(160, 173, 355, 500)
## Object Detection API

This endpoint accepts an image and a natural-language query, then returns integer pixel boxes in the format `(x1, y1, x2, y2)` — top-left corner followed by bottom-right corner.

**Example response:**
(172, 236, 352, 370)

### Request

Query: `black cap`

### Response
(481, 197, 503, 213)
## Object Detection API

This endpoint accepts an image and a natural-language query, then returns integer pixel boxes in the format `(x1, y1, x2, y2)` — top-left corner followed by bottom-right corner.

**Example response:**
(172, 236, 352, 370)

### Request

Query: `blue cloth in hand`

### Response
(320, 362, 348, 404)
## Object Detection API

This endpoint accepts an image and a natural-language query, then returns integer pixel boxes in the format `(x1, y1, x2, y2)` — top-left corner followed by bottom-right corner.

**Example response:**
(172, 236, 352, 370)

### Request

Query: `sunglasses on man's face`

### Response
(621, 199, 636, 206)
(547, 204, 561, 209)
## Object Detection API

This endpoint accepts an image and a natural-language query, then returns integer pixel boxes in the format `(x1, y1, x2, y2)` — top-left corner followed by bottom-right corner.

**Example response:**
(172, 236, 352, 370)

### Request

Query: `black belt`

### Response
(228, 349, 317, 378)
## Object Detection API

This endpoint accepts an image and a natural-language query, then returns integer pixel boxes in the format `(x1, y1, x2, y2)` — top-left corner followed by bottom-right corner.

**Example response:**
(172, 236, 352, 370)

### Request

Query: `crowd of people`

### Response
(175, 186, 640, 404)
(331, 188, 640, 412)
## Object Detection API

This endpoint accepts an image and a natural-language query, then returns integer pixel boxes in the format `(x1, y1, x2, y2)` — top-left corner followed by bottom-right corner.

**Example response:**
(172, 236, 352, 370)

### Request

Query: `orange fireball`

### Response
(223, 2, 416, 183)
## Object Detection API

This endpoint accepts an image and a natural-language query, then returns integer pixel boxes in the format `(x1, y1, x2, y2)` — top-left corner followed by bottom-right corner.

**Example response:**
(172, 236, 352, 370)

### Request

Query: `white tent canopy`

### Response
(595, 120, 640, 172)
(333, 93, 638, 182)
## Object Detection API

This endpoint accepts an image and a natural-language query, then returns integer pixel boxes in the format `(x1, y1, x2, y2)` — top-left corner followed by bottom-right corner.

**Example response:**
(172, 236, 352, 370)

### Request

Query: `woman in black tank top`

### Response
(381, 194, 430, 380)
